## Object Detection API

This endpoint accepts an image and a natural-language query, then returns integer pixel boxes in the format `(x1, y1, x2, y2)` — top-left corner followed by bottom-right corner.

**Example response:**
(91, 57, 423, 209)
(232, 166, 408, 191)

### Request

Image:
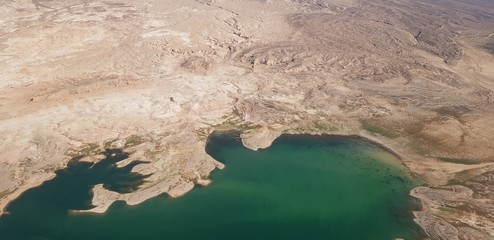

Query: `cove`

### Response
(0, 132, 423, 240)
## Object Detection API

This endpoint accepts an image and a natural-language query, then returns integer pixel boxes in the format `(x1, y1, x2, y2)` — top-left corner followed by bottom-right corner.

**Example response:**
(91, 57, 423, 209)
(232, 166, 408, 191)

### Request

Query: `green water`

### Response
(0, 132, 422, 240)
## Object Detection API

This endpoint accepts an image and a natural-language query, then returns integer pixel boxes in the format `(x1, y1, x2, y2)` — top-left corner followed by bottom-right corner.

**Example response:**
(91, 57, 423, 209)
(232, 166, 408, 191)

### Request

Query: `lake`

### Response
(0, 132, 422, 240)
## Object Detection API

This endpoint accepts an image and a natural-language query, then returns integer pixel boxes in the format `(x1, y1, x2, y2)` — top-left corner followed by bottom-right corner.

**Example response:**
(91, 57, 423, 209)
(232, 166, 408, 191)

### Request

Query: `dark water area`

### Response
(0, 149, 150, 240)
(0, 132, 423, 240)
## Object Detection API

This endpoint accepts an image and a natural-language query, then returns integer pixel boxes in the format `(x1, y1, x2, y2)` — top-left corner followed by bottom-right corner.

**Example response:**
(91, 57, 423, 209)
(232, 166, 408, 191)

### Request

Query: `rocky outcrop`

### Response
(411, 174, 494, 239)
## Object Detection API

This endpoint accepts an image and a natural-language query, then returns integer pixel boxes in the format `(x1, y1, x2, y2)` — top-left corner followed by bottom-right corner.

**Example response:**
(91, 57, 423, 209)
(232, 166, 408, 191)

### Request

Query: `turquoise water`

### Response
(0, 132, 422, 240)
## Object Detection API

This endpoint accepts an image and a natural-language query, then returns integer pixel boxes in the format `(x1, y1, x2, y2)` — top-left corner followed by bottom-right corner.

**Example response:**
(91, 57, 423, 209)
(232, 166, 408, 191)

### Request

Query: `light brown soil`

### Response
(1, 0, 493, 239)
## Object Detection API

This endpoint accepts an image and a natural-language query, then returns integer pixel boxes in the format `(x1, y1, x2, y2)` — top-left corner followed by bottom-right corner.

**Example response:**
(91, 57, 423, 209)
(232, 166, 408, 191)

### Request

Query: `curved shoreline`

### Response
(0, 172, 56, 216)
(0, 129, 451, 215)
(239, 129, 494, 239)
(3, 130, 408, 216)
(1, 129, 493, 239)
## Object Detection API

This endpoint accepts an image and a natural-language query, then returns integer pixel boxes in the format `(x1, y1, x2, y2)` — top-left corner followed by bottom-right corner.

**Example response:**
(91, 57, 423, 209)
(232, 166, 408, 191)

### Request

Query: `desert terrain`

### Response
(1, 0, 494, 239)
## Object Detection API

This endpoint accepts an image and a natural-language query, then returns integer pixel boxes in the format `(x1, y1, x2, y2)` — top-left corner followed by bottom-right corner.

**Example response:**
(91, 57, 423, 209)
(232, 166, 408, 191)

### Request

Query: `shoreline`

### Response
(0, 129, 481, 215)
(1, 129, 493, 239)
(2, 129, 406, 216)
(0, 172, 56, 216)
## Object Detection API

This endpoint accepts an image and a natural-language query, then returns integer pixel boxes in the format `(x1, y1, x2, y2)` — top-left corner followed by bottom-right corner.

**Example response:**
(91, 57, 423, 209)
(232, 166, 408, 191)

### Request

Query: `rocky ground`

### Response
(1, 0, 493, 239)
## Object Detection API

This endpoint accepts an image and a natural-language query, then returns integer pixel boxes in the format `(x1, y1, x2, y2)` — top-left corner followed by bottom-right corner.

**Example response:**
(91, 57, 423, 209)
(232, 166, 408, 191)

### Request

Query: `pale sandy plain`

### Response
(1, 0, 494, 239)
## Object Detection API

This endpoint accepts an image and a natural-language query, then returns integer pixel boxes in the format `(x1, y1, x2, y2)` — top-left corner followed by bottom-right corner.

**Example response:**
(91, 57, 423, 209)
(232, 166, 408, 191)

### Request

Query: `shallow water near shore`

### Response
(0, 132, 423, 240)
